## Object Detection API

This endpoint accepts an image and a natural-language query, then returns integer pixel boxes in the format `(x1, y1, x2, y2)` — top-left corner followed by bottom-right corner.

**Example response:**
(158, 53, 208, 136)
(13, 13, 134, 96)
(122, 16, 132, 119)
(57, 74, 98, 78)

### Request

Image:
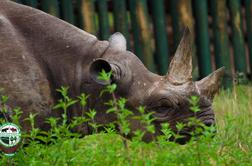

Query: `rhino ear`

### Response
(109, 32, 127, 51)
(89, 59, 113, 85)
(90, 58, 132, 87)
(90, 58, 124, 85)
(196, 67, 225, 100)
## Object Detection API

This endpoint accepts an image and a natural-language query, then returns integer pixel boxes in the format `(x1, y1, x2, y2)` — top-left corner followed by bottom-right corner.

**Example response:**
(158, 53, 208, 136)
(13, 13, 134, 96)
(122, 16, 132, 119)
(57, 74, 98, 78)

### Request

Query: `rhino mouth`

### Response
(176, 126, 216, 144)
(172, 115, 216, 144)
(154, 108, 216, 144)
(200, 117, 215, 126)
(196, 110, 215, 126)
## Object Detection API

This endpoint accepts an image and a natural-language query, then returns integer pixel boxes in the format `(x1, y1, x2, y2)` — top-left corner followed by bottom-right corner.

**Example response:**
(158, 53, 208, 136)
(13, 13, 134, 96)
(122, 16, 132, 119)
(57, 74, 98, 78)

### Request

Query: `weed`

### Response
(0, 70, 251, 165)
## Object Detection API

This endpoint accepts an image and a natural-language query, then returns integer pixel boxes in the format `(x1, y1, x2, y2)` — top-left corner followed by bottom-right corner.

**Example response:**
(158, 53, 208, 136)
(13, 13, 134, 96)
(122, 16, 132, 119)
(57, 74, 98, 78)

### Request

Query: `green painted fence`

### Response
(16, 0, 252, 87)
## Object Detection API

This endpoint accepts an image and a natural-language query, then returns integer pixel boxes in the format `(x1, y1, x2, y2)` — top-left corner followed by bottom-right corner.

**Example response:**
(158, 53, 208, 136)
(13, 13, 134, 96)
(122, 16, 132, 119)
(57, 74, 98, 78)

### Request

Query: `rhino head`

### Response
(90, 29, 224, 143)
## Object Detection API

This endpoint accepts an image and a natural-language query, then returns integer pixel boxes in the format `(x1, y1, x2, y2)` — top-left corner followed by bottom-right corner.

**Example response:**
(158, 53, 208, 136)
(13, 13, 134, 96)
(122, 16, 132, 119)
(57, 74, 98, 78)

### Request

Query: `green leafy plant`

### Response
(0, 95, 10, 123)
(0, 80, 251, 166)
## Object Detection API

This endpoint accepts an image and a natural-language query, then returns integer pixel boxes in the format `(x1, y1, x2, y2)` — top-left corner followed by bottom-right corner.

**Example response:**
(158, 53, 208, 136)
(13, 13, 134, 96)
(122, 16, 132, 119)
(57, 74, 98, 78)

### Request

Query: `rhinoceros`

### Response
(0, 0, 224, 142)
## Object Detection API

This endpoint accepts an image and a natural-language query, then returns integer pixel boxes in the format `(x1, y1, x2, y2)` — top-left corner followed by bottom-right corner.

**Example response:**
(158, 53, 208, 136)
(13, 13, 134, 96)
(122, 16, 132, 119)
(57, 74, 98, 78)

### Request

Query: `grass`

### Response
(0, 85, 252, 165)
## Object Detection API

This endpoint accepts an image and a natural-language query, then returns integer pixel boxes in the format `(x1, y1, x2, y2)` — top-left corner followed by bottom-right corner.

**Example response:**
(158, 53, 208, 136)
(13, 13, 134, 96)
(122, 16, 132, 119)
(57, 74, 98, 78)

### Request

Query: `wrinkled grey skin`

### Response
(0, 1, 224, 143)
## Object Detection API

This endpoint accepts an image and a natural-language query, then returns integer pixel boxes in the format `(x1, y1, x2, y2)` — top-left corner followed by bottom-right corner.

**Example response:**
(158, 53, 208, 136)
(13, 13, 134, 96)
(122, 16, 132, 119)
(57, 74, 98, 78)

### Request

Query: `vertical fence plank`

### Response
(229, 0, 247, 74)
(170, 0, 194, 50)
(112, 0, 130, 49)
(76, 0, 96, 34)
(150, 0, 169, 75)
(135, 0, 155, 72)
(22, 0, 38, 7)
(210, 0, 232, 87)
(96, 0, 110, 40)
(193, 0, 212, 78)
(169, 0, 181, 52)
(41, 0, 60, 17)
(129, 0, 144, 61)
(60, 0, 74, 24)
(245, 0, 252, 74)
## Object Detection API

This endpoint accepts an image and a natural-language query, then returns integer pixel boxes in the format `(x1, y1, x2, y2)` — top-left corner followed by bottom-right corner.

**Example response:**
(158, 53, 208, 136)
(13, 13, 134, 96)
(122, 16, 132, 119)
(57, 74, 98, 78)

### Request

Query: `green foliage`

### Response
(189, 95, 201, 113)
(0, 70, 252, 166)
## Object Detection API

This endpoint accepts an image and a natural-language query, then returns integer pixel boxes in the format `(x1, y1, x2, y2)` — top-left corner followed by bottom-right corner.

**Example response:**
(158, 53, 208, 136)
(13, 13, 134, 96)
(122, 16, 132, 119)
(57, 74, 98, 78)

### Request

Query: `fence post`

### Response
(112, 0, 130, 49)
(96, 0, 110, 40)
(129, 0, 144, 61)
(150, 0, 169, 75)
(210, 0, 232, 88)
(130, 0, 155, 72)
(41, 0, 60, 17)
(170, 0, 181, 52)
(228, 0, 247, 75)
(76, 0, 96, 34)
(22, 0, 38, 7)
(170, 0, 194, 49)
(60, 0, 74, 24)
(245, 0, 252, 75)
(193, 0, 212, 78)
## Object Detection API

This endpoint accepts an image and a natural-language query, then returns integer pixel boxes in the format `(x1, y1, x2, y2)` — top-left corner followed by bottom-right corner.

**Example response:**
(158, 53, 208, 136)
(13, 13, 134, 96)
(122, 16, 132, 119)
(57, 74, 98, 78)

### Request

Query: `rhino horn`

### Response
(196, 67, 225, 100)
(166, 28, 193, 85)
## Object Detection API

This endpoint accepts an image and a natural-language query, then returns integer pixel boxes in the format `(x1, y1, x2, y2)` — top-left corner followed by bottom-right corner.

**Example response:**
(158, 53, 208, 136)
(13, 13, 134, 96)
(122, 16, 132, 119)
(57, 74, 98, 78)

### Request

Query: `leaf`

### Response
(146, 125, 155, 134)
(1, 95, 8, 103)
(138, 106, 145, 114)
(98, 69, 112, 81)
(99, 89, 108, 97)
(86, 109, 97, 119)
(35, 135, 48, 143)
(53, 99, 64, 110)
(78, 93, 89, 107)
(106, 108, 116, 114)
(66, 99, 78, 108)
(104, 100, 114, 106)
(176, 122, 185, 131)
(107, 84, 117, 93)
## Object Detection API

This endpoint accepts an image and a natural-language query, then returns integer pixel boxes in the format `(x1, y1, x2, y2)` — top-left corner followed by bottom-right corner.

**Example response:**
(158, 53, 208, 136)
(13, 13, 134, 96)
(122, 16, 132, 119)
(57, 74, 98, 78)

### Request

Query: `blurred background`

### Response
(12, 0, 252, 87)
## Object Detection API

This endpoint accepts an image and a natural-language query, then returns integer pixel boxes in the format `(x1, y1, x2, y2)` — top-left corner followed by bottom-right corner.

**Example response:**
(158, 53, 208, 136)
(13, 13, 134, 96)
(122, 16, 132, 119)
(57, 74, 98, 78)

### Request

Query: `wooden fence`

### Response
(13, 0, 252, 87)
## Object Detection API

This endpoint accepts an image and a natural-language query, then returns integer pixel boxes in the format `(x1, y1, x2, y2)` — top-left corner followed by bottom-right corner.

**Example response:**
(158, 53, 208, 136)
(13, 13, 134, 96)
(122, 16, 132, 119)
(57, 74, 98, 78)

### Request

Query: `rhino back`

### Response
(0, 0, 110, 130)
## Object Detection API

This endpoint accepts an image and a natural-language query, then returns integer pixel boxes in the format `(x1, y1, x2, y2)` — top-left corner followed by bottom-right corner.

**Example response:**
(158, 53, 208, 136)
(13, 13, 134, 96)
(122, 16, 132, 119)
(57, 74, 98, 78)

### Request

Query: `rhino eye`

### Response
(155, 106, 173, 113)
(153, 106, 174, 117)
(146, 98, 176, 117)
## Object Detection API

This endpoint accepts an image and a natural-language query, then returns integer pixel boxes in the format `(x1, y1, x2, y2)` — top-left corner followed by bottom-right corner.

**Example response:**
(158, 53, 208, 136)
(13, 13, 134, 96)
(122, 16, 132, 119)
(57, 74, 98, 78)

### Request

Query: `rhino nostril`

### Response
(203, 119, 215, 127)
(205, 122, 212, 127)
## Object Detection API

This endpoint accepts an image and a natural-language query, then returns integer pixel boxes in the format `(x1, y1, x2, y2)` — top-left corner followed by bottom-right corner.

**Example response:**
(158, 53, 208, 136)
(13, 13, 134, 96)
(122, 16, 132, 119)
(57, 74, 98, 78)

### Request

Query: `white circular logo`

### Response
(0, 123, 21, 148)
